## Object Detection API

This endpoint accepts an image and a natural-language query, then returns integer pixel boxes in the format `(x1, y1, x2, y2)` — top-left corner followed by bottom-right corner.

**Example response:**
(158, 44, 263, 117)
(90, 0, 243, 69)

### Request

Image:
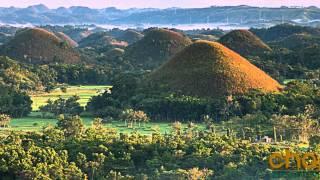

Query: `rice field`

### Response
(30, 85, 111, 110)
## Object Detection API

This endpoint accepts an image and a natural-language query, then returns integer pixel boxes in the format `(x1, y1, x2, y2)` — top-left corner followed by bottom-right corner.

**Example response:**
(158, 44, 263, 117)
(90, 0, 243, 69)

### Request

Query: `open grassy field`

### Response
(31, 85, 111, 110)
(1, 113, 206, 135)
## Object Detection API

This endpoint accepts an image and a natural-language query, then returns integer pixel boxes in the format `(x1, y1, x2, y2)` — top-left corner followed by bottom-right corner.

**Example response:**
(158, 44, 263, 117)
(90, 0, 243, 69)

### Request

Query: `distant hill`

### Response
(117, 30, 144, 44)
(0, 6, 320, 26)
(124, 28, 192, 70)
(219, 30, 271, 57)
(55, 32, 78, 47)
(251, 24, 320, 42)
(270, 33, 320, 50)
(0, 28, 82, 64)
(266, 32, 320, 69)
(41, 25, 92, 42)
(78, 32, 128, 48)
(148, 40, 282, 98)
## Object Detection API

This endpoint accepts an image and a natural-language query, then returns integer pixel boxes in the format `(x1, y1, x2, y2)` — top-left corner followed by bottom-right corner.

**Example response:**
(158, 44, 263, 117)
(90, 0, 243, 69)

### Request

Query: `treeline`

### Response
(0, 56, 117, 92)
(86, 73, 320, 122)
(0, 116, 301, 179)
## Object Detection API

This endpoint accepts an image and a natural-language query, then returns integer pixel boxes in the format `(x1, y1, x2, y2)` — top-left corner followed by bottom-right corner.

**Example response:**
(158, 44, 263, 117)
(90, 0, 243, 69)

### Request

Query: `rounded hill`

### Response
(118, 29, 144, 44)
(0, 28, 81, 64)
(78, 32, 128, 48)
(148, 41, 282, 98)
(124, 28, 192, 70)
(219, 30, 272, 57)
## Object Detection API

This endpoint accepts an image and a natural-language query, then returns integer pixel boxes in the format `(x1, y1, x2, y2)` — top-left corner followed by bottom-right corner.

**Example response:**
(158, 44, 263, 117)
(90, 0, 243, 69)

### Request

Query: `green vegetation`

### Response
(0, 56, 44, 91)
(1, 115, 319, 179)
(2, 114, 205, 135)
(251, 24, 320, 42)
(0, 85, 32, 117)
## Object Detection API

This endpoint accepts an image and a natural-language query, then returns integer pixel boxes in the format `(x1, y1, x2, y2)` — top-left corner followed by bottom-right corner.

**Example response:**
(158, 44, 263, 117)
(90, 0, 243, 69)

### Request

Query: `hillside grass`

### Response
(31, 85, 111, 110)
(149, 41, 282, 98)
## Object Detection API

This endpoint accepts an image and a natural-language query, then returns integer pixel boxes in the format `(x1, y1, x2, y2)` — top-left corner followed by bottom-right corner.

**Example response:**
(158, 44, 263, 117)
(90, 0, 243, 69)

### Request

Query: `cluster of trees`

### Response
(225, 103, 320, 143)
(49, 64, 114, 85)
(1, 115, 305, 179)
(0, 56, 120, 93)
(0, 85, 32, 117)
(0, 56, 44, 92)
(39, 96, 84, 117)
(120, 109, 149, 128)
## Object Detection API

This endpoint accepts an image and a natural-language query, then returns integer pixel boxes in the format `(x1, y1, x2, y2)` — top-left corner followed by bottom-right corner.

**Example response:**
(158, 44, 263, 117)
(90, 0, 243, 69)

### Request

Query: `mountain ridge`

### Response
(0, 5, 320, 26)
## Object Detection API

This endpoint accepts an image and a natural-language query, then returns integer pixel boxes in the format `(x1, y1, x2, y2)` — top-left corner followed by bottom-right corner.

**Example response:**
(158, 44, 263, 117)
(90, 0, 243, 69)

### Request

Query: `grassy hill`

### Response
(0, 28, 82, 64)
(118, 29, 144, 44)
(124, 28, 192, 70)
(219, 30, 271, 57)
(78, 32, 128, 48)
(148, 40, 282, 98)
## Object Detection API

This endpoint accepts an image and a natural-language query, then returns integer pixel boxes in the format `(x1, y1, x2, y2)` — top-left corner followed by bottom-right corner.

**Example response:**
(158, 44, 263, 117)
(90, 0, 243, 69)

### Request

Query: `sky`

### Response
(0, 0, 319, 9)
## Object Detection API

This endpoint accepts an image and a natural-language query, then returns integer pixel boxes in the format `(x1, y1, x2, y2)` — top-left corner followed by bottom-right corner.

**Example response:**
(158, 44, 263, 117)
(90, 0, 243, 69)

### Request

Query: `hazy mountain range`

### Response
(0, 4, 320, 26)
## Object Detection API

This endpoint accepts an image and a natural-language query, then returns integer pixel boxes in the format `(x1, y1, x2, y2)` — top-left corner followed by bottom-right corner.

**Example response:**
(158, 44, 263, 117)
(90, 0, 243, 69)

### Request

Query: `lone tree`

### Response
(57, 114, 85, 138)
(0, 114, 11, 128)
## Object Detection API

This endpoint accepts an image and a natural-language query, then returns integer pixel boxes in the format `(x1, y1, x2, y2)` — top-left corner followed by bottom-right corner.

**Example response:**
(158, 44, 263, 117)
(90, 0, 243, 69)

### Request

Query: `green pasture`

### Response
(31, 85, 111, 110)
(1, 112, 206, 135)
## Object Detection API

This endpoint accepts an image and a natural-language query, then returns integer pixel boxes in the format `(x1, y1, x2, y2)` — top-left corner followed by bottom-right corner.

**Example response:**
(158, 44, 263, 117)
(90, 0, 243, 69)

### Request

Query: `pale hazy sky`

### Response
(0, 0, 319, 9)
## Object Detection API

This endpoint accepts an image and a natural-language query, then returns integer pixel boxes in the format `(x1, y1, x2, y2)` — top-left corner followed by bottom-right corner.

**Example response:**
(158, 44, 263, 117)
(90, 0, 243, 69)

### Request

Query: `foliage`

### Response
(0, 123, 284, 179)
(272, 105, 320, 142)
(120, 109, 149, 128)
(0, 114, 11, 128)
(0, 85, 32, 117)
(0, 56, 44, 91)
(39, 96, 84, 116)
(57, 115, 85, 138)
